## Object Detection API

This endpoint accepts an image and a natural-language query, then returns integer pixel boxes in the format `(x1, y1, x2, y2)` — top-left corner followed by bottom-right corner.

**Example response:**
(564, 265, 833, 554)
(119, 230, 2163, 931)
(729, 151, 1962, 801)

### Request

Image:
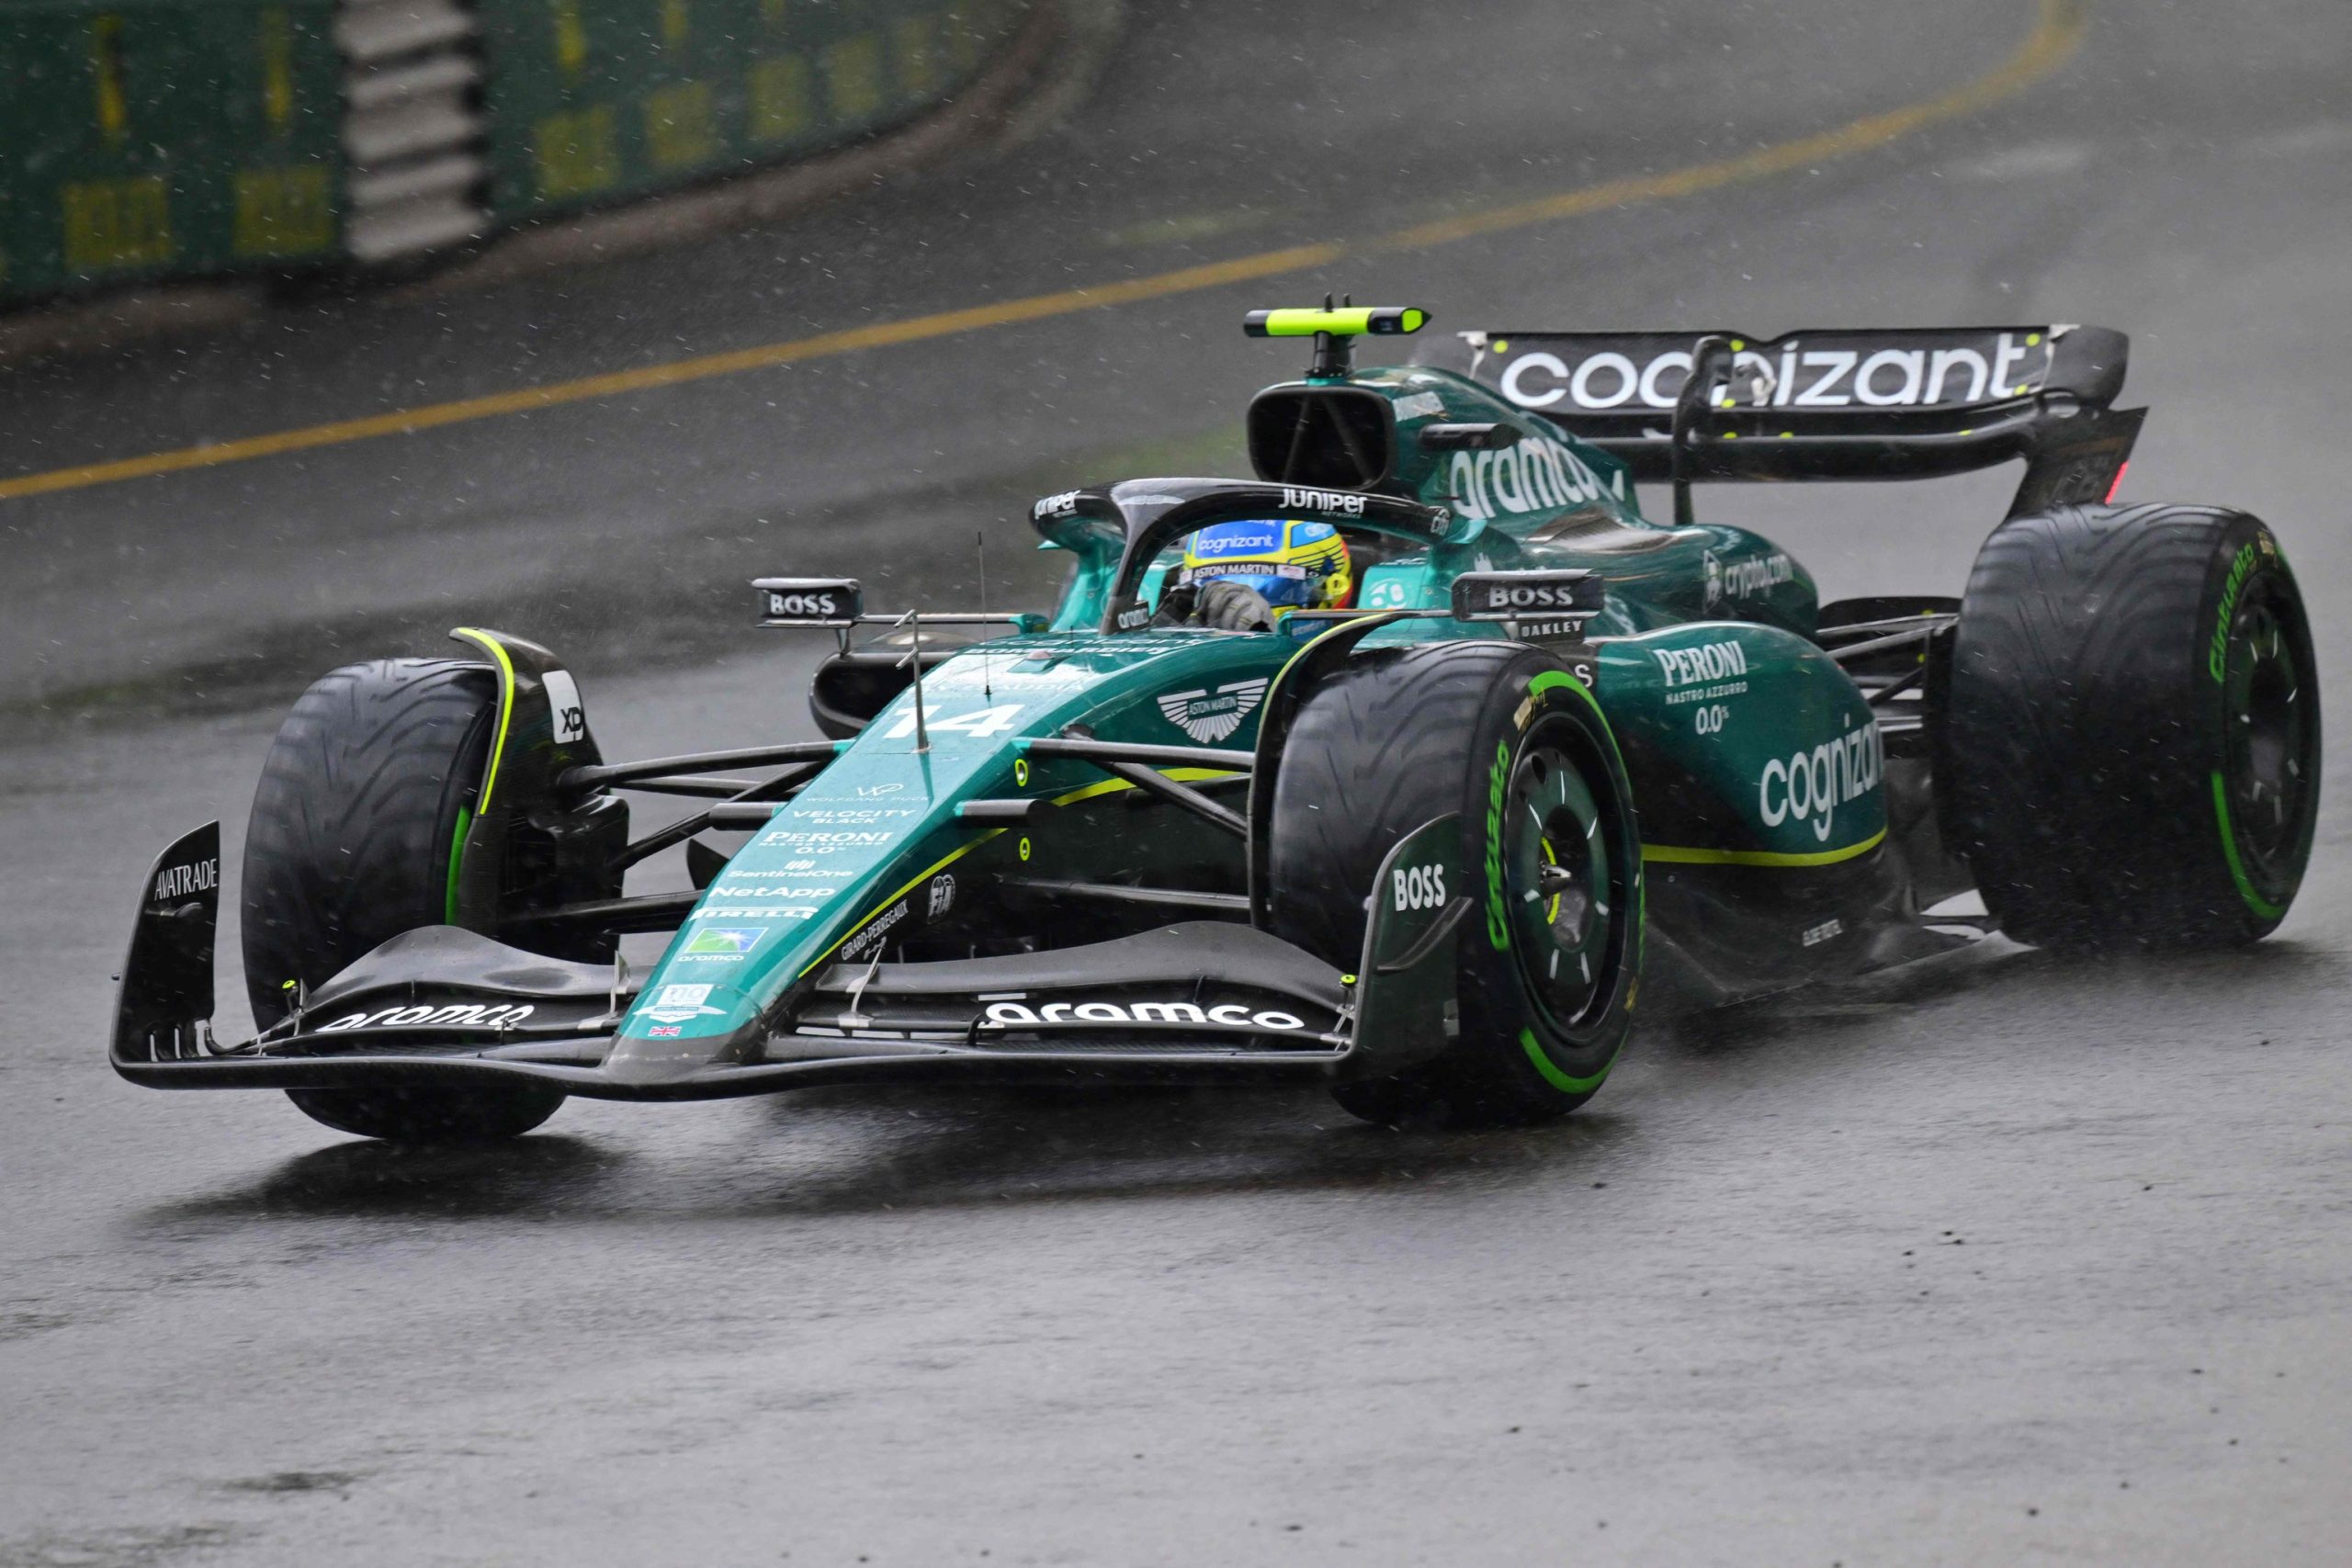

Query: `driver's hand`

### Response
(1189, 580, 1276, 633)
(1149, 580, 1275, 632)
(1148, 582, 1199, 628)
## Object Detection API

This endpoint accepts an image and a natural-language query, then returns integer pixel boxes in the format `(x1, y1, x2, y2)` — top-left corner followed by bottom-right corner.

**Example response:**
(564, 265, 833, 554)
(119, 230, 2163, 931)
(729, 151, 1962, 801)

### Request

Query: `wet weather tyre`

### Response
(283, 1081, 566, 1143)
(1942, 504, 2319, 950)
(1266, 642, 1643, 1128)
(242, 658, 566, 1141)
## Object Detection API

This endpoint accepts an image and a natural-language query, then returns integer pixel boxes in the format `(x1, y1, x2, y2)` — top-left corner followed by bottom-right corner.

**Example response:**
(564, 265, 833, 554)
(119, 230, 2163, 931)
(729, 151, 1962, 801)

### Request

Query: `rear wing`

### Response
(1420, 325, 2142, 522)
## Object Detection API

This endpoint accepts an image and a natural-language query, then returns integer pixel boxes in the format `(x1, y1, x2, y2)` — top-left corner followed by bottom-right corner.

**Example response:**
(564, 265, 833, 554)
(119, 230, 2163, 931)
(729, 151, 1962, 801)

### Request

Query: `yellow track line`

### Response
(0, 244, 1340, 504)
(0, 1, 2085, 507)
(1382, 0, 2086, 251)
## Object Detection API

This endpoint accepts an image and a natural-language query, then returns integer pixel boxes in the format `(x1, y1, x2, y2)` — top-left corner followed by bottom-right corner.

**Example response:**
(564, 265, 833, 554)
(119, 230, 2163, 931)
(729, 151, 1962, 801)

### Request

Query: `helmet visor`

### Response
(1183, 564, 1318, 608)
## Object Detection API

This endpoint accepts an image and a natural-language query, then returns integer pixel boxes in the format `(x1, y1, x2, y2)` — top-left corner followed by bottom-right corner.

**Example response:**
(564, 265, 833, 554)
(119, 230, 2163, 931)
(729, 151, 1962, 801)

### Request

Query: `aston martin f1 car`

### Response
(113, 306, 2320, 1138)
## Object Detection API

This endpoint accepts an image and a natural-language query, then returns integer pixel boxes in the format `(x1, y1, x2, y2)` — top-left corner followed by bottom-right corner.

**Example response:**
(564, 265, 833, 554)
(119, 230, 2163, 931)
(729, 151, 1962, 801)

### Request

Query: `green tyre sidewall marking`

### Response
(1520, 1027, 1621, 1096)
(2207, 537, 2317, 927)
(2211, 771, 2285, 920)
(443, 805, 473, 925)
(1468, 667, 1641, 1103)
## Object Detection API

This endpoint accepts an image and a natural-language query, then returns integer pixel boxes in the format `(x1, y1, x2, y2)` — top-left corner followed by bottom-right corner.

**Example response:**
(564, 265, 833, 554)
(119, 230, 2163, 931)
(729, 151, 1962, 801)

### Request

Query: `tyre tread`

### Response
(1943, 502, 2310, 947)
(241, 658, 497, 1025)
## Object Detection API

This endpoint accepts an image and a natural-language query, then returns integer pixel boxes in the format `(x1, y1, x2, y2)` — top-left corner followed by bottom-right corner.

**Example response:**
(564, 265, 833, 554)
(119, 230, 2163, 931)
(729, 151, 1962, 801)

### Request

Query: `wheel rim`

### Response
(1503, 732, 1617, 1031)
(2222, 578, 2317, 886)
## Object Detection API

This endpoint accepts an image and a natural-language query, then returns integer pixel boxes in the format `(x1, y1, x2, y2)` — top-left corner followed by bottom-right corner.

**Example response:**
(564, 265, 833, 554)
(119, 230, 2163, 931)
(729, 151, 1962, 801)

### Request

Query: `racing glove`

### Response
(1152, 580, 1276, 633)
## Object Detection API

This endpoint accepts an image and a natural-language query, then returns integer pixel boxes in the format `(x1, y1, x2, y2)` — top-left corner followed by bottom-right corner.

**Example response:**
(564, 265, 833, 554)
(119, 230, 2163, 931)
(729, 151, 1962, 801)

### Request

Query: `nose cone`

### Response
(601, 977, 763, 1084)
(600, 1027, 750, 1085)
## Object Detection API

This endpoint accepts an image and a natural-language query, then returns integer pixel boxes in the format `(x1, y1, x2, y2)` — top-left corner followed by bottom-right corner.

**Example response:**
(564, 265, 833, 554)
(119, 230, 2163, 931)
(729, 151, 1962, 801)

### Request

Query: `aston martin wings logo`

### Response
(1157, 678, 1270, 744)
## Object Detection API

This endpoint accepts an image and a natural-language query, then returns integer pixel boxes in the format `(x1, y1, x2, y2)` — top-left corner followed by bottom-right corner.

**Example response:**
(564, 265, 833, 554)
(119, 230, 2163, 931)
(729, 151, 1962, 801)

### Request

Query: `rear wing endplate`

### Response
(1421, 325, 2142, 520)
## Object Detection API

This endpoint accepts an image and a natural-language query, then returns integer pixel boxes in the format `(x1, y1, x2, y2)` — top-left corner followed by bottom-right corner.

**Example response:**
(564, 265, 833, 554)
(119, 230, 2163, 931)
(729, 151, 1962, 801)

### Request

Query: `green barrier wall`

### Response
(474, 0, 1027, 221)
(0, 0, 344, 302)
(0, 0, 1032, 306)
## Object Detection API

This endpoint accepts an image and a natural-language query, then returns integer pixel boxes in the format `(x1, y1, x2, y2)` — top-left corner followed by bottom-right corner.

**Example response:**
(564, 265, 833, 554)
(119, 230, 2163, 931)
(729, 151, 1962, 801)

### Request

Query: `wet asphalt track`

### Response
(6, 2, 2352, 1562)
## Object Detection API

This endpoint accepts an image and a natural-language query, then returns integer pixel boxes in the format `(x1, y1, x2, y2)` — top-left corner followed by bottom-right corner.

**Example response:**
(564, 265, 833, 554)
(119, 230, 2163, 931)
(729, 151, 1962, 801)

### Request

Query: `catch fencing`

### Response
(1, 0, 345, 300)
(1, 0, 1032, 303)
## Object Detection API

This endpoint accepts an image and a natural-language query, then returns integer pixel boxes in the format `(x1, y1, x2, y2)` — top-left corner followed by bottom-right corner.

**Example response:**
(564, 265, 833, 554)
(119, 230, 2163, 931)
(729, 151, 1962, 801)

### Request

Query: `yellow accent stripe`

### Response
(1048, 766, 1241, 807)
(1640, 827, 1887, 868)
(448, 627, 516, 814)
(0, 2, 2087, 505)
(796, 830, 1006, 977)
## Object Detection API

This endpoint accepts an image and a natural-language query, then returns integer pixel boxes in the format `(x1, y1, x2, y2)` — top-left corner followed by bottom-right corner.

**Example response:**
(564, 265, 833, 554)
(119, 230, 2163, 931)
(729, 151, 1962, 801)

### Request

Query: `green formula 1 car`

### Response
(113, 306, 2321, 1139)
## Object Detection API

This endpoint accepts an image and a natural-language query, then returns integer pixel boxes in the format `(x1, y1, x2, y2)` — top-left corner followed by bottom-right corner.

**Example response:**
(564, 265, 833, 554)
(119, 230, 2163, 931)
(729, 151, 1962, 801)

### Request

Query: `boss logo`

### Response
(755, 579, 862, 623)
(1453, 571, 1598, 622)
(1483, 582, 1578, 610)
(1392, 863, 1448, 911)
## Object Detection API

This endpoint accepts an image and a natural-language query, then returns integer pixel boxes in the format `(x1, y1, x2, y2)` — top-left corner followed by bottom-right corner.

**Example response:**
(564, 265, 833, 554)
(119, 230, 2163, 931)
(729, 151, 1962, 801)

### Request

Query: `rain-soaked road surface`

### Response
(5, 2, 2351, 1562)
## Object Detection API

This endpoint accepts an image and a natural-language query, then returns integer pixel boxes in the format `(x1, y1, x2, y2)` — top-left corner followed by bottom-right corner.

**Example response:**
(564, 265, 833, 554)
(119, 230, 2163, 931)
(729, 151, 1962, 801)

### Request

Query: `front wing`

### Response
(111, 818, 1467, 1102)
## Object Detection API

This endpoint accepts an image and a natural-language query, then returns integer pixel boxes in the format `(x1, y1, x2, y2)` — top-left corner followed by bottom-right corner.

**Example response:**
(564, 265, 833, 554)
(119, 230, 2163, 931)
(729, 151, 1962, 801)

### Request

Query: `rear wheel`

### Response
(1266, 642, 1643, 1127)
(243, 658, 566, 1142)
(1942, 503, 2320, 949)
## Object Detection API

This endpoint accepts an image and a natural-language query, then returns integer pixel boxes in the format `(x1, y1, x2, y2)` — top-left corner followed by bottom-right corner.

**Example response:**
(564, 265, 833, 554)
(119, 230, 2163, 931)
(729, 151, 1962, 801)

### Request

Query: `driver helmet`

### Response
(1179, 519, 1354, 612)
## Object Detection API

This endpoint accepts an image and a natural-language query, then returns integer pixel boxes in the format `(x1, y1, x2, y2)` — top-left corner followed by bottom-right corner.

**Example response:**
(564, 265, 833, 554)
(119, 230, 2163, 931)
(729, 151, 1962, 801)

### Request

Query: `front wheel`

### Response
(1266, 642, 1644, 1128)
(243, 657, 569, 1141)
(1942, 503, 2321, 949)
(286, 1083, 566, 1143)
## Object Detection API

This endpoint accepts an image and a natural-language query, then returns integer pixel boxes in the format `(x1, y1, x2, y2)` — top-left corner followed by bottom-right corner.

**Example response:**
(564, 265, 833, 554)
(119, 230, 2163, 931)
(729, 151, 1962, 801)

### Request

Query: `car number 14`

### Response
(880, 703, 1025, 740)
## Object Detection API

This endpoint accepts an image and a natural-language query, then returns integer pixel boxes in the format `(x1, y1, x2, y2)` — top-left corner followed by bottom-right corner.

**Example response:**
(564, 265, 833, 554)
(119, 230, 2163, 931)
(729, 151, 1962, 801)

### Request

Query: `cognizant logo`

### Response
(1758, 725, 1883, 842)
